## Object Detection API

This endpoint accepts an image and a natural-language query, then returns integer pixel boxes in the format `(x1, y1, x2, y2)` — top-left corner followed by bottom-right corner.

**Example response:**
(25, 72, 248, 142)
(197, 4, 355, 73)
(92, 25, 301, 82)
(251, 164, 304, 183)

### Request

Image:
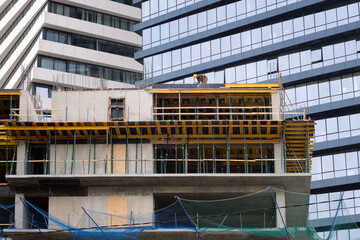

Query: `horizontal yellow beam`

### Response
(150, 89, 279, 94)
(225, 83, 280, 89)
(0, 91, 21, 96)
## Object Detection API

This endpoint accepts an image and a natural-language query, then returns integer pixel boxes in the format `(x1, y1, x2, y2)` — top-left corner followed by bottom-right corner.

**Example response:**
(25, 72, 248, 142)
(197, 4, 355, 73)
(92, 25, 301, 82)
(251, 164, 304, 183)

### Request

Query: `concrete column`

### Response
(274, 143, 283, 173)
(16, 142, 26, 175)
(271, 91, 281, 120)
(275, 191, 286, 228)
(14, 194, 28, 229)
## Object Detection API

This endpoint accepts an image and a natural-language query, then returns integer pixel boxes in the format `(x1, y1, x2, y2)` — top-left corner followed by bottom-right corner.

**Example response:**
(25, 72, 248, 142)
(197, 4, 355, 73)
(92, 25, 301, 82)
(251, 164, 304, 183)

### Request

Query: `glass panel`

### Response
(338, 116, 350, 132)
(296, 85, 307, 103)
(319, 81, 330, 98)
(350, 113, 360, 130)
(307, 83, 318, 100)
(346, 152, 358, 169)
(330, 77, 341, 96)
(333, 153, 346, 171)
(342, 74, 353, 93)
(322, 155, 333, 172)
(326, 117, 338, 134)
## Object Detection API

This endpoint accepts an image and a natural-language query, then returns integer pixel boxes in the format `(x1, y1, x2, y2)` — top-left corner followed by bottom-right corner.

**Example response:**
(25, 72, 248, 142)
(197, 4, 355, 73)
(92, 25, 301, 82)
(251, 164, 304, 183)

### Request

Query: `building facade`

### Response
(0, 0, 142, 108)
(0, 84, 314, 239)
(134, 0, 360, 238)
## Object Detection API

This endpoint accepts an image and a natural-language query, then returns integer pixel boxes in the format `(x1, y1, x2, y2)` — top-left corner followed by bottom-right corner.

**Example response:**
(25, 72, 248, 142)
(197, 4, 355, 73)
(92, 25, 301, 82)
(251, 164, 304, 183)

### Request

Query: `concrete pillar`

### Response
(274, 143, 283, 173)
(271, 91, 281, 120)
(275, 191, 286, 228)
(16, 142, 26, 175)
(14, 194, 27, 229)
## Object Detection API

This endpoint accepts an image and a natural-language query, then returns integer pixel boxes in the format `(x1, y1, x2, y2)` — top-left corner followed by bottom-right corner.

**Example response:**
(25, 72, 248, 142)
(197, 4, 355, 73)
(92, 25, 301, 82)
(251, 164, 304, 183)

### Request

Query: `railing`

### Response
(153, 106, 306, 120)
(3, 157, 308, 175)
(9, 108, 61, 122)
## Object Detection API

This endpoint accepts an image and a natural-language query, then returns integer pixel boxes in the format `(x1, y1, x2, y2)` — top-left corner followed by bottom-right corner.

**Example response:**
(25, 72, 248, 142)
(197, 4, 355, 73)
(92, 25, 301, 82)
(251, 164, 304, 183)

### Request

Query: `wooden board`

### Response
(107, 144, 126, 174)
(107, 197, 127, 227)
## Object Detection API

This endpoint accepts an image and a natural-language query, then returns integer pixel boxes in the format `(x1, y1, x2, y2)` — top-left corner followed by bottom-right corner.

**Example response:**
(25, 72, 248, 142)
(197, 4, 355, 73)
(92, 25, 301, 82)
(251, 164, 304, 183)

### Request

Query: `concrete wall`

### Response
(49, 143, 153, 175)
(51, 89, 153, 122)
(49, 191, 153, 228)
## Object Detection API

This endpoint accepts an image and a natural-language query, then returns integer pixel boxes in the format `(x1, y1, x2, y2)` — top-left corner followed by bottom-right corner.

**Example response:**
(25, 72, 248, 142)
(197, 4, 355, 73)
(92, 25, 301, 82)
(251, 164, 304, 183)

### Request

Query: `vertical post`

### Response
(45, 108, 48, 122)
(46, 130, 51, 174)
(71, 130, 76, 174)
(65, 140, 69, 174)
(165, 135, 169, 174)
(141, 128, 143, 174)
(25, 131, 30, 174)
(243, 127, 247, 173)
(283, 128, 286, 173)
(10, 95, 12, 122)
(306, 125, 310, 173)
(87, 107, 89, 122)
(175, 126, 178, 174)
(154, 127, 157, 174)
(182, 127, 185, 173)
(93, 139, 96, 174)
(66, 106, 68, 121)
(6, 131, 8, 174)
(197, 126, 200, 173)
(88, 130, 92, 174)
(54, 130, 57, 174)
(110, 128, 113, 174)
(227, 127, 230, 173)
(27, 108, 29, 121)
(216, 95, 219, 120)
(260, 123, 263, 174)
(126, 128, 129, 174)
(212, 127, 215, 173)
(178, 92, 181, 120)
(228, 93, 232, 120)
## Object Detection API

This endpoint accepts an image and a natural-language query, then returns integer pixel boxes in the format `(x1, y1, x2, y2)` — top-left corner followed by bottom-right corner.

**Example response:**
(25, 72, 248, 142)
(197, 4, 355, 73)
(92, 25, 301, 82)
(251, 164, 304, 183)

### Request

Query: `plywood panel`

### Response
(107, 197, 127, 227)
(107, 144, 126, 174)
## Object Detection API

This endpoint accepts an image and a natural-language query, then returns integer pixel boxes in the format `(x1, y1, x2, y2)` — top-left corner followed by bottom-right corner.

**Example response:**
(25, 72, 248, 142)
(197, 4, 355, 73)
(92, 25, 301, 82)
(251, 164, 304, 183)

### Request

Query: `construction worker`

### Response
(193, 74, 208, 84)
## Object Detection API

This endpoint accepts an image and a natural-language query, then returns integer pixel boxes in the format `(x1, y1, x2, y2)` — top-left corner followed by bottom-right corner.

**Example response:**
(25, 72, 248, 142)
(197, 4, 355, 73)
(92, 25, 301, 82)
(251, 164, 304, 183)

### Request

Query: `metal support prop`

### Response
(141, 128, 143, 174)
(54, 130, 57, 174)
(227, 127, 230, 173)
(105, 130, 108, 174)
(175, 127, 177, 174)
(45, 131, 51, 174)
(283, 128, 286, 173)
(6, 131, 8, 174)
(135, 142, 138, 174)
(65, 141, 69, 174)
(25, 131, 30, 174)
(187, 134, 190, 174)
(182, 128, 185, 173)
(165, 135, 169, 173)
(93, 139, 96, 174)
(71, 130, 76, 174)
(306, 125, 310, 173)
(265, 143, 268, 173)
(280, 127, 283, 172)
(10, 141, 16, 174)
(10, 95, 12, 122)
(154, 127, 157, 173)
(110, 128, 113, 174)
(126, 128, 129, 174)
(243, 127, 247, 173)
(212, 127, 215, 173)
(229, 93, 232, 120)
(178, 92, 181, 120)
(197, 127, 200, 173)
(260, 125, 263, 173)
(88, 130, 92, 174)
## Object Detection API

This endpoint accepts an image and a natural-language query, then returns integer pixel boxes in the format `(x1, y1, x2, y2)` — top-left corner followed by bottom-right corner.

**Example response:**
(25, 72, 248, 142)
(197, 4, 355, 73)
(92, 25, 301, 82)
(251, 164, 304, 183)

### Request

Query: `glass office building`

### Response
(134, 0, 360, 238)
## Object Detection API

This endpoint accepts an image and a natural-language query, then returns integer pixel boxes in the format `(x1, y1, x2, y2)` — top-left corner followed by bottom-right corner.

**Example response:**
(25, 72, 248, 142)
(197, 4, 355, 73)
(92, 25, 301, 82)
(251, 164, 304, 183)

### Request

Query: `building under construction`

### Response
(0, 83, 317, 239)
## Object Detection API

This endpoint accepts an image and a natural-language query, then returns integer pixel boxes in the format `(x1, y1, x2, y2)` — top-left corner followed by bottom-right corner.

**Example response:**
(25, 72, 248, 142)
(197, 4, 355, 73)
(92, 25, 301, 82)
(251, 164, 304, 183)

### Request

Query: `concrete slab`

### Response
(6, 174, 311, 194)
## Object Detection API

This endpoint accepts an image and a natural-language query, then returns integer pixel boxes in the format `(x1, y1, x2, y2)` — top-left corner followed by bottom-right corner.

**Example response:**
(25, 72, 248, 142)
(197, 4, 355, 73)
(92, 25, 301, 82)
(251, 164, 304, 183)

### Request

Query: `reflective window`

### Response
(315, 113, 360, 143)
(48, 1, 137, 31)
(37, 55, 142, 84)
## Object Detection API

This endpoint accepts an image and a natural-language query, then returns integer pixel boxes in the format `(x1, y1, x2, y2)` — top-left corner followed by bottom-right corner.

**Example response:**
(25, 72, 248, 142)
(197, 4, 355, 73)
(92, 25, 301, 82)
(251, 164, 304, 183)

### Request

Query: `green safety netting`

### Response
(0, 187, 359, 239)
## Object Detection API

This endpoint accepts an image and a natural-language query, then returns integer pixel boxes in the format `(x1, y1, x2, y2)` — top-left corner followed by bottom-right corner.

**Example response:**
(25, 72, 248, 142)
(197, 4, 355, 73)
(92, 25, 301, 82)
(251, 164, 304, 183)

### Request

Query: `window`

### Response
(311, 49, 322, 63)
(110, 98, 125, 121)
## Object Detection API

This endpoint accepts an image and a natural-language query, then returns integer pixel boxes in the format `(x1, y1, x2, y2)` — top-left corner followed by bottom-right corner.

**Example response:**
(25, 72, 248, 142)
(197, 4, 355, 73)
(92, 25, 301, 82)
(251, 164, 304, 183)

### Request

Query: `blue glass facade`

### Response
(135, 0, 360, 238)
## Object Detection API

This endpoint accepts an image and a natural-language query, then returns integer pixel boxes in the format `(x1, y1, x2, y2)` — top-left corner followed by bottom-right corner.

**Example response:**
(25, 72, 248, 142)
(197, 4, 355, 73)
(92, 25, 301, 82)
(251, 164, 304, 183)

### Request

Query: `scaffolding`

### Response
(0, 84, 314, 176)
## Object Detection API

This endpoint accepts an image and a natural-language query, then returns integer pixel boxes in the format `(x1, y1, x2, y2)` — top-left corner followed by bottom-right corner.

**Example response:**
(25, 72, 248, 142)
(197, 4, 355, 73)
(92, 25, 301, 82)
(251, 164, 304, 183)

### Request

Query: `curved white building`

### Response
(0, 0, 142, 96)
